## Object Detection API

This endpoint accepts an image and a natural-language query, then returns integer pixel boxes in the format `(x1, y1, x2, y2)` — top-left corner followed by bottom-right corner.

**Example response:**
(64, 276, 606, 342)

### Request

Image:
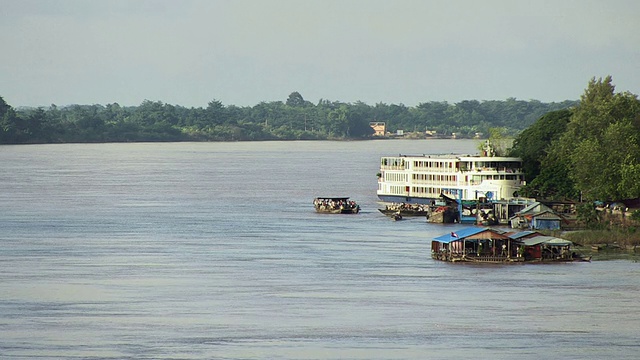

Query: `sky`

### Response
(1, 0, 639, 108)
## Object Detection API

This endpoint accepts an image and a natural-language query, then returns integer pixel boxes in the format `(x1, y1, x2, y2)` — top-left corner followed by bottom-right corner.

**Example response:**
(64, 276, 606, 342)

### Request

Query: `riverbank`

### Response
(562, 229, 640, 261)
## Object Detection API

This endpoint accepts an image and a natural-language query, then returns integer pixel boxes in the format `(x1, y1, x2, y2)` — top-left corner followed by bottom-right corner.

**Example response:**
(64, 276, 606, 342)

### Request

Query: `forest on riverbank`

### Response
(508, 76, 640, 249)
(508, 76, 640, 204)
(0, 93, 575, 144)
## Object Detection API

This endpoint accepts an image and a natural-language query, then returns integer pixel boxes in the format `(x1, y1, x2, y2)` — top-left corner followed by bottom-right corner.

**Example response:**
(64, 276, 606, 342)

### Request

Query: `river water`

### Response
(1, 140, 639, 359)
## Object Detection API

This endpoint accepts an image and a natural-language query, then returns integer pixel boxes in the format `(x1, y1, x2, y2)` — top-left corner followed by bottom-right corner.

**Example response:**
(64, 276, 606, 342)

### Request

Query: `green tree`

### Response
(576, 203, 601, 229)
(526, 145, 578, 199)
(326, 106, 349, 137)
(206, 99, 231, 126)
(509, 109, 573, 182)
(285, 91, 306, 107)
(0, 97, 20, 143)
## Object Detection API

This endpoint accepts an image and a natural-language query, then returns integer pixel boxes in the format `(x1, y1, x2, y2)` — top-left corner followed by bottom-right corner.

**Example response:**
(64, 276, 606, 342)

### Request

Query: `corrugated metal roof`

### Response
(520, 236, 572, 247)
(517, 202, 553, 215)
(433, 227, 509, 243)
(517, 202, 540, 214)
(509, 231, 538, 239)
(544, 237, 573, 246)
(433, 227, 484, 243)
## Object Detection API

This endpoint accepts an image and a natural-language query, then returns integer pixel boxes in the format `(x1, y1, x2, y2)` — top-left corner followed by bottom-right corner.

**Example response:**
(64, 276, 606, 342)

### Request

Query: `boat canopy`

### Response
(314, 197, 351, 201)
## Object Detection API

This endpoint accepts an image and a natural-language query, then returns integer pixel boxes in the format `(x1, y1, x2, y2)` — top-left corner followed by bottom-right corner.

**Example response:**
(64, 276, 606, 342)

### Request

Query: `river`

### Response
(1, 140, 639, 359)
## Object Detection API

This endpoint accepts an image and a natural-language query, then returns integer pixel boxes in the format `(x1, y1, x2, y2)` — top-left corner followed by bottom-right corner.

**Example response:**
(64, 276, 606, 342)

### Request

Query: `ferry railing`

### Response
(460, 167, 523, 173)
(380, 165, 406, 171)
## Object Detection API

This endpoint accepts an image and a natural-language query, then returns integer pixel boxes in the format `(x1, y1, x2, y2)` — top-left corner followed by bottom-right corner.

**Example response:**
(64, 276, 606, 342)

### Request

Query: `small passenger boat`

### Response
(313, 197, 360, 214)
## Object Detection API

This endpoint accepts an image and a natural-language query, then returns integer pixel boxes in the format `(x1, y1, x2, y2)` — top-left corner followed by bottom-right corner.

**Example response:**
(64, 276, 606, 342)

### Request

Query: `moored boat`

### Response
(426, 205, 460, 223)
(313, 197, 360, 214)
(378, 203, 428, 217)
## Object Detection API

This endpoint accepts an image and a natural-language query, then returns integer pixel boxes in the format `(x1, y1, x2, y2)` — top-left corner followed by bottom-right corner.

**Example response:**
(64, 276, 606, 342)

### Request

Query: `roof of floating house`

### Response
(519, 236, 573, 247)
(508, 231, 542, 240)
(433, 227, 510, 244)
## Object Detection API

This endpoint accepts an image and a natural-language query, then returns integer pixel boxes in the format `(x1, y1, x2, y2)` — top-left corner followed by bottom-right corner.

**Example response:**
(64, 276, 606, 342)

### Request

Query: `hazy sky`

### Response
(1, 0, 638, 108)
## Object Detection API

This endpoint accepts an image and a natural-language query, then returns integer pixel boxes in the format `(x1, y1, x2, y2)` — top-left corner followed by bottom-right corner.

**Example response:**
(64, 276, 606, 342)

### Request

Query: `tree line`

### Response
(0, 92, 576, 144)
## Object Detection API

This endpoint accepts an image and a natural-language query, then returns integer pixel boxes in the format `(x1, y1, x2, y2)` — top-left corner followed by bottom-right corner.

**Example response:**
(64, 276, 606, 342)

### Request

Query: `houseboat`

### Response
(431, 227, 524, 263)
(431, 227, 591, 263)
(377, 141, 526, 205)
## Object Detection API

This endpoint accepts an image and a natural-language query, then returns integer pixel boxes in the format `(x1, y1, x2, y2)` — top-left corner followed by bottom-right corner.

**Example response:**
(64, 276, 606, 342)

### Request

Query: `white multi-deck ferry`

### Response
(377, 142, 526, 205)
